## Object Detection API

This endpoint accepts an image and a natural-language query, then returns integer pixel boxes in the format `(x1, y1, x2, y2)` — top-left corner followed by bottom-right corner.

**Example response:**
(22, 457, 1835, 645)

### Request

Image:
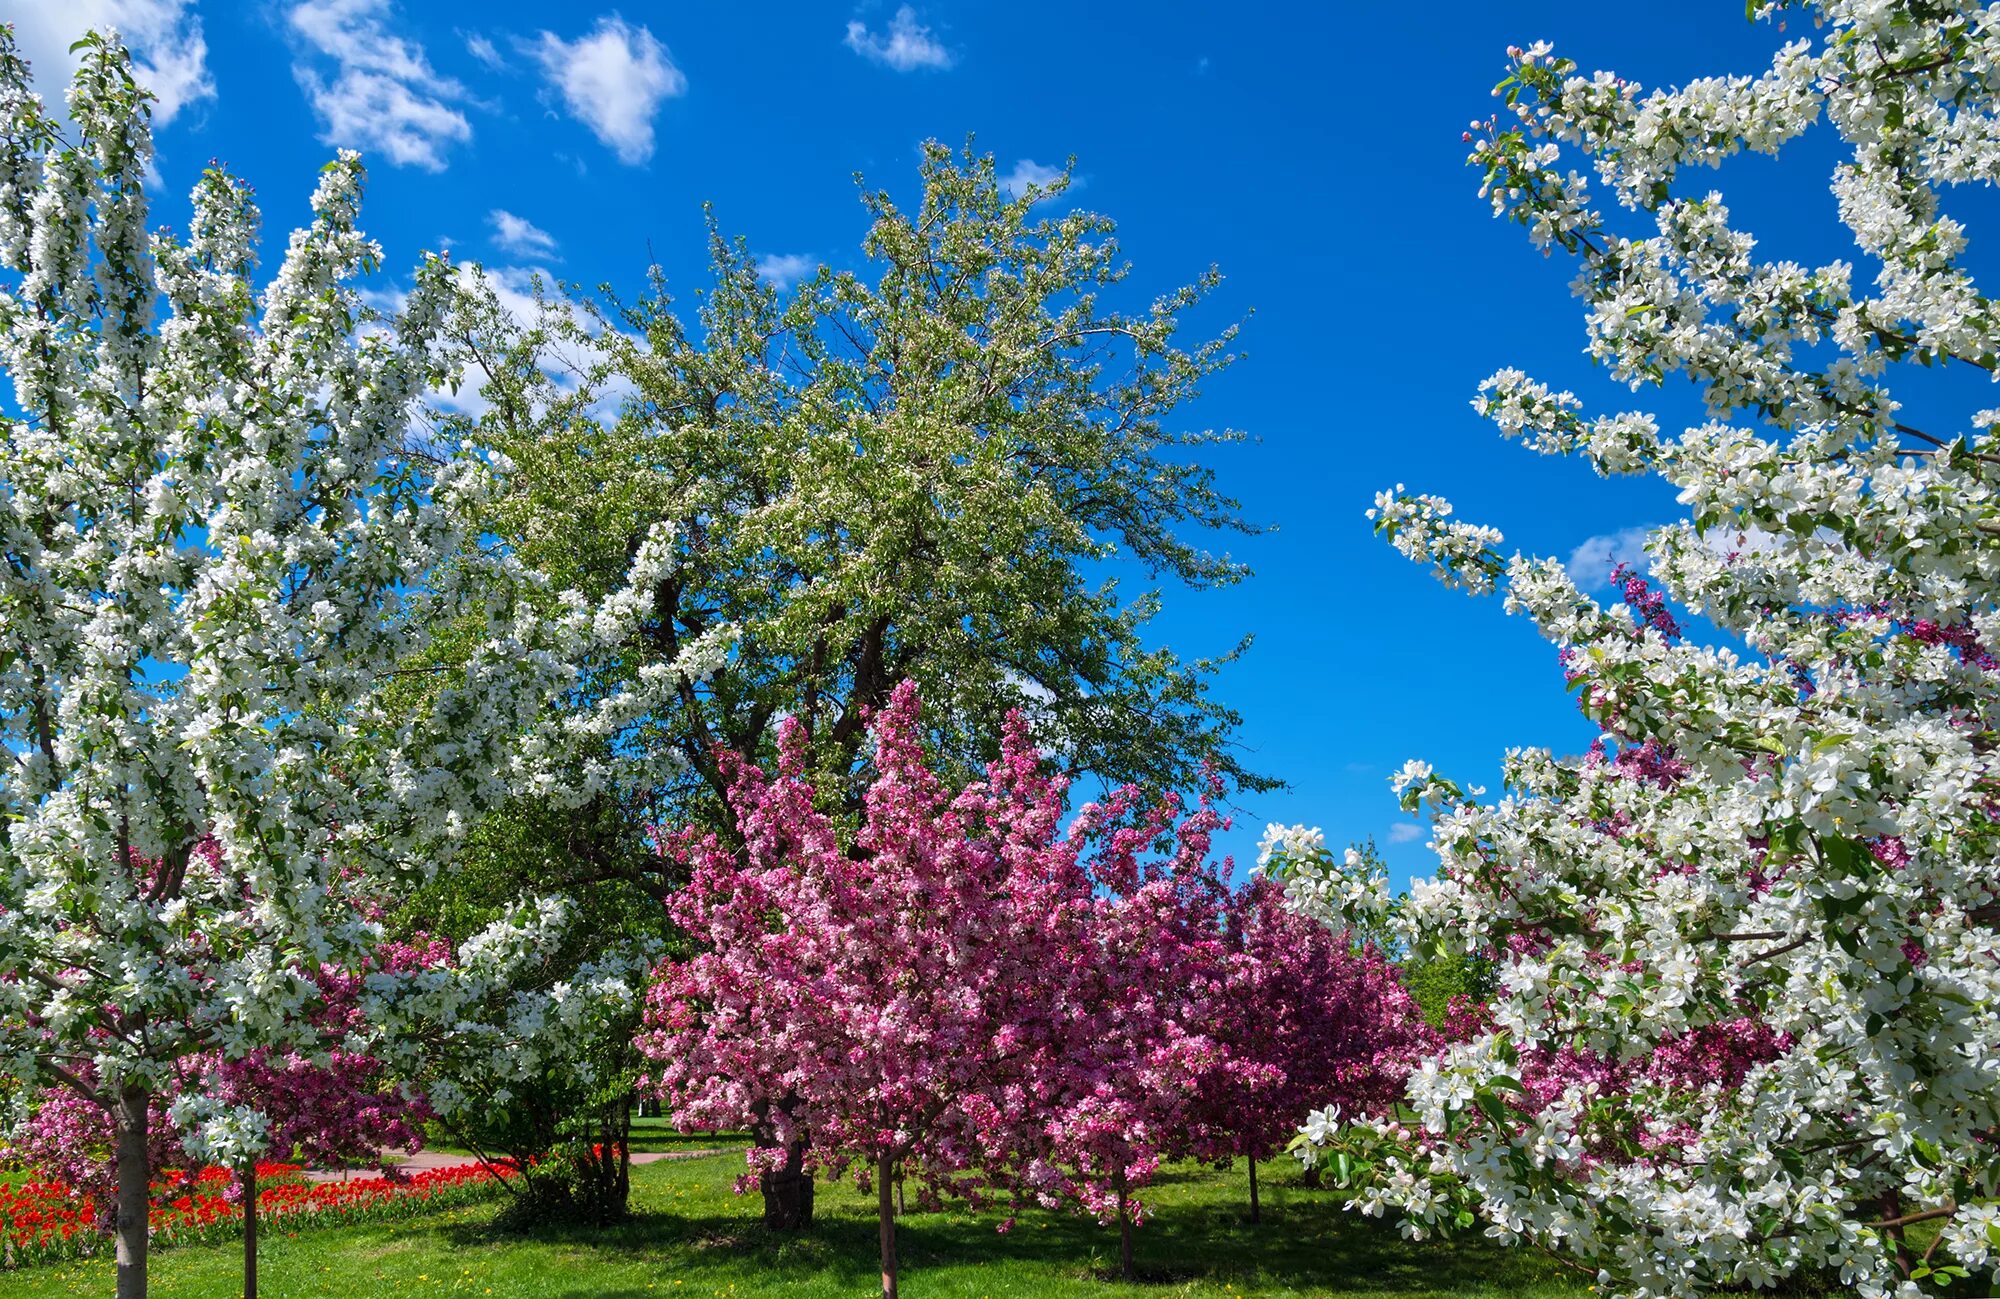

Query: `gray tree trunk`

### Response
(876, 1152, 898, 1299)
(113, 1085, 149, 1299)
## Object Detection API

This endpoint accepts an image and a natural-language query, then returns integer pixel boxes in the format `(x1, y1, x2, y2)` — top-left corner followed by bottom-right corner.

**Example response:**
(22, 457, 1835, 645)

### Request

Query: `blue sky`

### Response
(10, 1, 1912, 885)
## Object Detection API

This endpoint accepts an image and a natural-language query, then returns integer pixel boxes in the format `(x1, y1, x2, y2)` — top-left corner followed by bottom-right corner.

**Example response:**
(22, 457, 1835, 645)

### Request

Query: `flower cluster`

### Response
(1278, 5, 2000, 1296)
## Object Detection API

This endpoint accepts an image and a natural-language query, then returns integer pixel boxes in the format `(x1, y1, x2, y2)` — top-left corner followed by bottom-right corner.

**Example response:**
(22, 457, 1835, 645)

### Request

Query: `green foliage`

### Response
(436, 141, 1272, 828)
(1400, 952, 1496, 1030)
(396, 796, 667, 1228)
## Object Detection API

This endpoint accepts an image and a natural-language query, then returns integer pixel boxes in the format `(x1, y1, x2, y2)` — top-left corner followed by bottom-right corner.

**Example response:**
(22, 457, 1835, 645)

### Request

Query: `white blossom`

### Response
(1291, 5, 2000, 1294)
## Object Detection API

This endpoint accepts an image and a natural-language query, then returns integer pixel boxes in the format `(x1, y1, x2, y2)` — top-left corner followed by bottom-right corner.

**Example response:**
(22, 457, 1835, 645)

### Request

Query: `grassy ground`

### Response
(0, 1150, 1591, 1299)
(418, 1118, 742, 1160)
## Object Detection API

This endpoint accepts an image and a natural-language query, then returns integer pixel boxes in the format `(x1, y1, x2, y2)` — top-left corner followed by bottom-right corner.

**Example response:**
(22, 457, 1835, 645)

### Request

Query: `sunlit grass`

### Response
(0, 1150, 1591, 1298)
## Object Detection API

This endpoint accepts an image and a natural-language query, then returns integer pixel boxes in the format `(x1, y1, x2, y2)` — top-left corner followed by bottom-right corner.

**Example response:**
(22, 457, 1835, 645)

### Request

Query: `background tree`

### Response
(1270, 4, 2000, 1294)
(434, 142, 1271, 1224)
(385, 802, 667, 1229)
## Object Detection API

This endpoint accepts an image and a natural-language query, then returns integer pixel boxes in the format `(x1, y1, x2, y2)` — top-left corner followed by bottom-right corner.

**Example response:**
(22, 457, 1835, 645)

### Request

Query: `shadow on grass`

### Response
(625, 1124, 749, 1155)
(444, 1175, 1575, 1298)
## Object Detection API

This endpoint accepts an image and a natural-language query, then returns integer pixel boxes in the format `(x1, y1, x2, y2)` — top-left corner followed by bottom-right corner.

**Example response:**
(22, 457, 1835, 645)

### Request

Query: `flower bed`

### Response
(2, 1160, 515, 1269)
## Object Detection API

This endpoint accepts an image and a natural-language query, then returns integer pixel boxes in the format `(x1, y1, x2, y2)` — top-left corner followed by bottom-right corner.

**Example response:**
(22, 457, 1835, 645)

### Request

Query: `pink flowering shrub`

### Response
(638, 683, 1431, 1291)
(1183, 879, 1432, 1217)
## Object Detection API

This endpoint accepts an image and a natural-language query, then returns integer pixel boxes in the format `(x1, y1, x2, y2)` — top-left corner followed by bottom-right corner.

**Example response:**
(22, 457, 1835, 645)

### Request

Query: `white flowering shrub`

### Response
(1268, 4, 2000, 1296)
(0, 31, 711, 1294)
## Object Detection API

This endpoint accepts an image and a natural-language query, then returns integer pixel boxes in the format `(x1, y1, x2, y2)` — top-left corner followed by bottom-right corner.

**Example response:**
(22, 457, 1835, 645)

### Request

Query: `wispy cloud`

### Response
(1571, 522, 1796, 589)
(463, 31, 504, 69)
(753, 253, 817, 290)
(14, 0, 214, 124)
(289, 0, 473, 172)
(1000, 159, 1072, 202)
(530, 17, 685, 165)
(1386, 823, 1424, 845)
(489, 209, 558, 259)
(844, 6, 953, 72)
(1568, 526, 1654, 587)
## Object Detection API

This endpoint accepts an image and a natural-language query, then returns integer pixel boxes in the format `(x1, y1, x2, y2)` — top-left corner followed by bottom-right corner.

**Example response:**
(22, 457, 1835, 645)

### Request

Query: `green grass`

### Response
(0, 1151, 1590, 1299)
(624, 1120, 746, 1156)
(418, 1118, 742, 1160)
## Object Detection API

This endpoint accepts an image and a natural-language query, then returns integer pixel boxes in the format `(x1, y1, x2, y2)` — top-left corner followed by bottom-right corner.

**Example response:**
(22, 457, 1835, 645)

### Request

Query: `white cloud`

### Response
(530, 17, 684, 166)
(753, 253, 816, 290)
(1568, 526, 1654, 587)
(463, 32, 503, 69)
(1000, 159, 1071, 202)
(1570, 521, 1798, 589)
(489, 209, 558, 259)
(844, 6, 952, 72)
(12, 0, 214, 124)
(1386, 823, 1424, 845)
(429, 261, 637, 419)
(289, 0, 473, 172)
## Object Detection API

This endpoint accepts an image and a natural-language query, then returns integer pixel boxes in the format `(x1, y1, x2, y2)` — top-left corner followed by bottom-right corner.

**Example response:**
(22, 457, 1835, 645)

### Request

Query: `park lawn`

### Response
(0, 1151, 1591, 1299)
(417, 1118, 742, 1161)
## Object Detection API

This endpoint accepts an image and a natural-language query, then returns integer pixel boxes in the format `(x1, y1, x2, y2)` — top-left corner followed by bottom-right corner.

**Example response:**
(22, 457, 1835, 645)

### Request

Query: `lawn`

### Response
(0, 1150, 1590, 1299)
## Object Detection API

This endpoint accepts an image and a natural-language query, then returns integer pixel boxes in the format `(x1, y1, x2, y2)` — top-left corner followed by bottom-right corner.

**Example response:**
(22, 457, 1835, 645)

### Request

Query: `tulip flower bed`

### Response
(1, 1160, 515, 1269)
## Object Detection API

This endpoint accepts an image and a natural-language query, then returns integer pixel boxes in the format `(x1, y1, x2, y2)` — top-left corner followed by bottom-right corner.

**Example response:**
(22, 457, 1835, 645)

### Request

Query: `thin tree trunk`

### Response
(242, 1161, 258, 1299)
(615, 1095, 632, 1213)
(114, 1084, 149, 1299)
(877, 1152, 898, 1299)
(1247, 1151, 1261, 1224)
(1115, 1173, 1134, 1281)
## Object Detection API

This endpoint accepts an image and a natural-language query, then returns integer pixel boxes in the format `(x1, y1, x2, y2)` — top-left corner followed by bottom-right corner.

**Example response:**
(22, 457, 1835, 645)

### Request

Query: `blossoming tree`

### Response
(1265, 3, 2000, 1295)
(642, 684, 1269, 1294)
(0, 31, 700, 1299)
(640, 686, 1082, 1297)
(1186, 878, 1430, 1222)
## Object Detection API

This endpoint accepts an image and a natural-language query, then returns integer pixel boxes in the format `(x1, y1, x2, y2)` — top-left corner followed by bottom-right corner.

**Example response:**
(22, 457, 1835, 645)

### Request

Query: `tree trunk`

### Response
(877, 1152, 898, 1299)
(1247, 1151, 1261, 1224)
(759, 1137, 814, 1229)
(114, 1084, 149, 1299)
(241, 1161, 258, 1299)
(1115, 1174, 1135, 1281)
(1301, 1165, 1323, 1190)
(753, 1098, 814, 1229)
(614, 1096, 632, 1212)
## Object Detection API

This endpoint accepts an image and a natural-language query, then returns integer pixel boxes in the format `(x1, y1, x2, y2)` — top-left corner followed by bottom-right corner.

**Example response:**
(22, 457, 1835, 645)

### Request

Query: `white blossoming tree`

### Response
(0, 31, 702, 1299)
(1266, 3, 2000, 1296)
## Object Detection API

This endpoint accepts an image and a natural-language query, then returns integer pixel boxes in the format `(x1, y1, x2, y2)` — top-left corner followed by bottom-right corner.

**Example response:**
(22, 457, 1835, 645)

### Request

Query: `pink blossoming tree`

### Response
(639, 683, 1432, 1291)
(1184, 880, 1433, 1222)
(641, 686, 1243, 1293)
